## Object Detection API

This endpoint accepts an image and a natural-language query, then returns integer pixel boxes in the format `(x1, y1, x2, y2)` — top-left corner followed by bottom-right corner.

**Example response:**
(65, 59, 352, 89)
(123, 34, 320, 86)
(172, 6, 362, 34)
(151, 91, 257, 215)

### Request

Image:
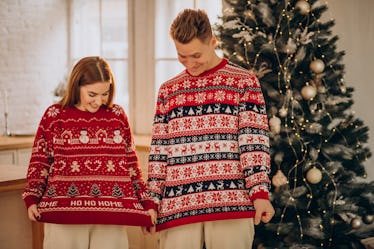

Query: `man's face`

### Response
(174, 37, 217, 76)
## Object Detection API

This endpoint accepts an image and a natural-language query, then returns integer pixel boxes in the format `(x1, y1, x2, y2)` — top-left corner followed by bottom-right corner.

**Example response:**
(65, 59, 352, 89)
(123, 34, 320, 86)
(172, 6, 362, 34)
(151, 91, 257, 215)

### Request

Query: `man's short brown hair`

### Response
(169, 9, 213, 44)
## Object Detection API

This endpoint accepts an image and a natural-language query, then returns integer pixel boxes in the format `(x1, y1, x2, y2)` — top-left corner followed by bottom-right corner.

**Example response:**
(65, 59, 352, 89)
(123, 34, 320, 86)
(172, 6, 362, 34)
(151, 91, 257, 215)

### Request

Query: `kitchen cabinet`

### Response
(0, 149, 15, 164)
(0, 164, 34, 249)
(0, 148, 32, 165)
(0, 135, 34, 165)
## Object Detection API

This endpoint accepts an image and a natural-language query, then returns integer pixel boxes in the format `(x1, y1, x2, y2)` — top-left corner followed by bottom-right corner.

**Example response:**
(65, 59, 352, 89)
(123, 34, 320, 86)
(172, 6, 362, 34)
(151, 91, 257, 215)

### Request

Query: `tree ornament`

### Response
(295, 0, 310, 15)
(274, 152, 284, 166)
(317, 85, 327, 93)
(269, 116, 281, 134)
(272, 170, 288, 188)
(244, 9, 256, 21)
(306, 167, 322, 184)
(310, 59, 325, 74)
(279, 107, 288, 117)
(340, 85, 347, 94)
(363, 214, 374, 224)
(350, 217, 362, 229)
(301, 84, 317, 100)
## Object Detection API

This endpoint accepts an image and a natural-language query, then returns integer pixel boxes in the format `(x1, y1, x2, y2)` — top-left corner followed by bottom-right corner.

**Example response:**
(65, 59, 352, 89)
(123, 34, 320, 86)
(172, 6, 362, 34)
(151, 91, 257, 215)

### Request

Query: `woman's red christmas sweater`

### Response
(23, 104, 156, 226)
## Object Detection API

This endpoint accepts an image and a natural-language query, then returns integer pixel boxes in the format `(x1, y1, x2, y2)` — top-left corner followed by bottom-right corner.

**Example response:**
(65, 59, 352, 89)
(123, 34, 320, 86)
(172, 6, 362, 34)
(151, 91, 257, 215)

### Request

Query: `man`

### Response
(147, 8, 275, 249)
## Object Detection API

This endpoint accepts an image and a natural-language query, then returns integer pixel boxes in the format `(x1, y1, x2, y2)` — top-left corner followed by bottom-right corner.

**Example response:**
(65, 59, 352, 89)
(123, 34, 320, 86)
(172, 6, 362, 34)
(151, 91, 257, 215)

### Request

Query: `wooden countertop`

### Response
(0, 164, 28, 193)
(0, 135, 34, 150)
(0, 134, 151, 151)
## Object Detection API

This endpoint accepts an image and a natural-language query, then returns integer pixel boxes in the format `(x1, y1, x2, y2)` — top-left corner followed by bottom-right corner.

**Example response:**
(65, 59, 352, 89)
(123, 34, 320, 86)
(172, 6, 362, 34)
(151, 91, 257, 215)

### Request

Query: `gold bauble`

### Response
(295, 0, 310, 15)
(350, 217, 362, 229)
(301, 85, 317, 100)
(310, 59, 325, 74)
(306, 167, 322, 184)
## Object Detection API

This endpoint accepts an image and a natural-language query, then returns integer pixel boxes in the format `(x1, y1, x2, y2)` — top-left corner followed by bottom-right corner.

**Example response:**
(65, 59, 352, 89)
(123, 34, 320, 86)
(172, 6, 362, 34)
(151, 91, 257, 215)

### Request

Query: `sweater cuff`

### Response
(142, 200, 158, 211)
(249, 191, 269, 202)
(23, 196, 39, 209)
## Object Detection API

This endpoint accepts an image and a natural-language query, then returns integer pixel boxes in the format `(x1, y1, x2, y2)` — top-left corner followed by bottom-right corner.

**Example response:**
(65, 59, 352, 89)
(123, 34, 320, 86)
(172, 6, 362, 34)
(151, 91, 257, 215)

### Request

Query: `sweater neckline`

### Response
(69, 105, 107, 116)
(186, 58, 227, 77)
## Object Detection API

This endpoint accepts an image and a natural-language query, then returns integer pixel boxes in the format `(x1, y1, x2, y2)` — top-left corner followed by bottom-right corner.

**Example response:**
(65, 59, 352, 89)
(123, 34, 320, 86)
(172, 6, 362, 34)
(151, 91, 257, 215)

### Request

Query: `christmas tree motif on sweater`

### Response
(67, 183, 79, 197)
(46, 185, 57, 198)
(112, 184, 124, 198)
(90, 184, 102, 197)
(132, 182, 140, 191)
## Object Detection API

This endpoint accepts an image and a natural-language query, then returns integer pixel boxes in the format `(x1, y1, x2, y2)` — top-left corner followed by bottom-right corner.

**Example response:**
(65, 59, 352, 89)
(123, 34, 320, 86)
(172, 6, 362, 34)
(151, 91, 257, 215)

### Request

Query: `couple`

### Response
(23, 9, 274, 249)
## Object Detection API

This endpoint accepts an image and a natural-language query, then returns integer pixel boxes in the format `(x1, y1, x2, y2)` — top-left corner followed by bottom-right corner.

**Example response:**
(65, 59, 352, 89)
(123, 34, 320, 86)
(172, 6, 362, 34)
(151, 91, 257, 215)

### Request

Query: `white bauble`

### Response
(310, 59, 325, 74)
(279, 107, 288, 117)
(295, 0, 310, 15)
(269, 116, 281, 134)
(272, 170, 288, 188)
(306, 167, 322, 184)
(301, 85, 317, 100)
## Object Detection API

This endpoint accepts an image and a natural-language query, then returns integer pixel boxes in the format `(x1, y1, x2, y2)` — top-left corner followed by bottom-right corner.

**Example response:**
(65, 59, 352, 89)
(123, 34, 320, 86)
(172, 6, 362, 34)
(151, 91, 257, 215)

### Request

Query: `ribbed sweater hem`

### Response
(156, 211, 255, 231)
(38, 211, 153, 227)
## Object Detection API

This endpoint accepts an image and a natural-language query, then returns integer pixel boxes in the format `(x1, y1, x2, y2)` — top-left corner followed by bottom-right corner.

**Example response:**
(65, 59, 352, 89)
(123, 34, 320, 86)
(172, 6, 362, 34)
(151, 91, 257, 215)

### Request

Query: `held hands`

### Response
(142, 209, 157, 235)
(27, 204, 41, 222)
(253, 199, 275, 225)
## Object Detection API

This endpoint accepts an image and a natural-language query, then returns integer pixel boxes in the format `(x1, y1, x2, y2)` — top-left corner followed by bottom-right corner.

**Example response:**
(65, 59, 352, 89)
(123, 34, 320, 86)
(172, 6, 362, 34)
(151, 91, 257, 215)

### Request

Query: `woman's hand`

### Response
(27, 204, 41, 221)
(142, 209, 157, 235)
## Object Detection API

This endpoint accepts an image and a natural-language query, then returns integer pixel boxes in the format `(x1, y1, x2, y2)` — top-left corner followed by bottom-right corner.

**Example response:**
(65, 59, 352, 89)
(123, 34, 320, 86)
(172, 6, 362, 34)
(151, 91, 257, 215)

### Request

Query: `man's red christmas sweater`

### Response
(148, 59, 272, 231)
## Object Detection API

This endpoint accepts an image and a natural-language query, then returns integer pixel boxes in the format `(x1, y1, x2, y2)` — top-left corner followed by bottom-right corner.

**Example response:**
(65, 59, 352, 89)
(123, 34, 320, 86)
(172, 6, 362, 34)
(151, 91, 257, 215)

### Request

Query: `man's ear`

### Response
(211, 36, 217, 48)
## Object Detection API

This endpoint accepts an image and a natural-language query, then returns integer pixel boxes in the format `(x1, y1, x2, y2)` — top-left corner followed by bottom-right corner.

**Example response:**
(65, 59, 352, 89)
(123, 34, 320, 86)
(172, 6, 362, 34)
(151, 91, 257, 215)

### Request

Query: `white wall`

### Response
(0, 0, 68, 135)
(328, 0, 374, 180)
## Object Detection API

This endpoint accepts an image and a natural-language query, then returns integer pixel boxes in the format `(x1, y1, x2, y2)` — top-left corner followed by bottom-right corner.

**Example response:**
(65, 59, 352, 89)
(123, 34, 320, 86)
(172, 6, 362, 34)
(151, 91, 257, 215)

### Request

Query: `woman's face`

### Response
(75, 81, 111, 113)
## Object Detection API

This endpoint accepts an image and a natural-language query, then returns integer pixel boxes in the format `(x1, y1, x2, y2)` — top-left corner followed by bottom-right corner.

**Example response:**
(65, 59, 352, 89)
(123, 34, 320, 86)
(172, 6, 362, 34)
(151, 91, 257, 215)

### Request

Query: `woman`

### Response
(23, 56, 156, 249)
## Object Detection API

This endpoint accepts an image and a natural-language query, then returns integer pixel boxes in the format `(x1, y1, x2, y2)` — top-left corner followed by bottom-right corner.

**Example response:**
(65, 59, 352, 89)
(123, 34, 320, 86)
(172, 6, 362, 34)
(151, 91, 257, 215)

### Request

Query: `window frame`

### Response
(68, 0, 224, 135)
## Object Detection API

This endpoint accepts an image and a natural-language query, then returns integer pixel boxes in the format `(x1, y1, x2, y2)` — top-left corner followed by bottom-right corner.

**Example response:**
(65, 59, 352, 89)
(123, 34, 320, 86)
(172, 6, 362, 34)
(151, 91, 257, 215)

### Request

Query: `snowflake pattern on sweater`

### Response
(148, 59, 272, 231)
(22, 104, 156, 226)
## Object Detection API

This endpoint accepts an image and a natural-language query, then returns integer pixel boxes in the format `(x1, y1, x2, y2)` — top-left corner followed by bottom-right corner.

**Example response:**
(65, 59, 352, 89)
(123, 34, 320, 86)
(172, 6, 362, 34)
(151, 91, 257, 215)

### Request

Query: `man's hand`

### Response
(253, 199, 275, 225)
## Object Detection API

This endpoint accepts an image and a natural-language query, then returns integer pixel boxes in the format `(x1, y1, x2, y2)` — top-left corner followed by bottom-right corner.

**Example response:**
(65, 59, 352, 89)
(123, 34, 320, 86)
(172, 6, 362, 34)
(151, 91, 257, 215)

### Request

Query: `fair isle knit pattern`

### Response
(22, 104, 156, 226)
(148, 59, 272, 231)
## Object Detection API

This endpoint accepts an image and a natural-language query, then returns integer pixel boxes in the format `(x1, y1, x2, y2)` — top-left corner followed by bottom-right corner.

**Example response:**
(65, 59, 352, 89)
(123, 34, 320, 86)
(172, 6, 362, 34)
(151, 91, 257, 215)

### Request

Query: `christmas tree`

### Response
(215, 0, 373, 248)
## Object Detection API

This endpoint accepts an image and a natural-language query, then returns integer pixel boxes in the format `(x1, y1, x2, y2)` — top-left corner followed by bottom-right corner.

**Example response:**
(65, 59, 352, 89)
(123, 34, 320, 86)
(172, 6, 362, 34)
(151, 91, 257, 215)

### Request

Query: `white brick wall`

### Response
(0, 0, 68, 135)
